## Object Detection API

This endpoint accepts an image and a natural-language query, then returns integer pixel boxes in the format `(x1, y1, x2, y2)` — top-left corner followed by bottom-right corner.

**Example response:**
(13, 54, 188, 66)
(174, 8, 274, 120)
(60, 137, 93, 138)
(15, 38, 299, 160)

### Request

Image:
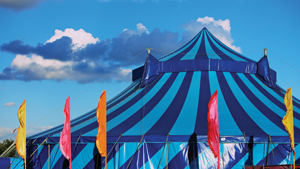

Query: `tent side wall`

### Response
(26, 141, 295, 169)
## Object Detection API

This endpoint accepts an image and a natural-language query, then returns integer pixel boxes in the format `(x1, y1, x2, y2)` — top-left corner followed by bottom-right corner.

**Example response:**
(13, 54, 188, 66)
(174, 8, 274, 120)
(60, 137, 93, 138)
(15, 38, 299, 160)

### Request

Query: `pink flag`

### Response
(207, 90, 220, 169)
(59, 96, 72, 169)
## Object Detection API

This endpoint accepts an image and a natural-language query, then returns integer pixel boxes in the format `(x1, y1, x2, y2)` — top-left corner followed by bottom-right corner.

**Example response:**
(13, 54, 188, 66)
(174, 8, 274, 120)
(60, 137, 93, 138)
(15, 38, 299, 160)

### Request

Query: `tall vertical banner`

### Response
(96, 90, 107, 169)
(282, 87, 295, 168)
(59, 96, 72, 169)
(16, 100, 26, 169)
(207, 90, 220, 169)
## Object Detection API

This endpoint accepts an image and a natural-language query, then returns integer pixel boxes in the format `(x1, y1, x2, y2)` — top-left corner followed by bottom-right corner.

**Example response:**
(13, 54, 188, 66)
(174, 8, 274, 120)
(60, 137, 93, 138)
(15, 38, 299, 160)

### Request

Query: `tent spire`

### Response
(147, 48, 151, 54)
(263, 48, 268, 56)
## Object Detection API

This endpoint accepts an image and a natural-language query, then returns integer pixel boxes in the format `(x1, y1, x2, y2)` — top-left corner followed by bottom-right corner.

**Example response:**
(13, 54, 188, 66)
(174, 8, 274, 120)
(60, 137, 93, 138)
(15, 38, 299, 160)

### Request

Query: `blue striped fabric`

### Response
(26, 27, 300, 168)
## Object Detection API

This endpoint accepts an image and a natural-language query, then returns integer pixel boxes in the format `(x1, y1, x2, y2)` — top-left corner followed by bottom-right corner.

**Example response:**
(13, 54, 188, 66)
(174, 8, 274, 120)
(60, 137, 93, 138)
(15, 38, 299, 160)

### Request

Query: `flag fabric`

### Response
(16, 100, 26, 162)
(96, 90, 107, 157)
(59, 96, 72, 169)
(282, 87, 295, 155)
(207, 90, 220, 169)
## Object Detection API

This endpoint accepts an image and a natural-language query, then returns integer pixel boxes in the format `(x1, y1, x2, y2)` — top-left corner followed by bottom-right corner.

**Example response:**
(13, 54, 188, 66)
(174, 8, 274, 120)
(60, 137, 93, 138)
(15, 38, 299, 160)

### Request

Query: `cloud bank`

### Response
(0, 17, 241, 83)
(0, 0, 42, 11)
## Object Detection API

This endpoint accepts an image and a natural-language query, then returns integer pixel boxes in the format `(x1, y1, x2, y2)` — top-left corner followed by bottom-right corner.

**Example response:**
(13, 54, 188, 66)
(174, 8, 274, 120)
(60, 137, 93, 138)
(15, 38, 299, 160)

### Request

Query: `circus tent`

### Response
(25, 27, 300, 169)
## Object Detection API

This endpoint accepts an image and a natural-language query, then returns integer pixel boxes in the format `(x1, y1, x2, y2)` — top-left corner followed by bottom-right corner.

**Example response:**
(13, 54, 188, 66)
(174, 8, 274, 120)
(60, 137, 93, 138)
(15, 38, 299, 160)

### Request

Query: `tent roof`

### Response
(28, 28, 300, 144)
(158, 27, 254, 62)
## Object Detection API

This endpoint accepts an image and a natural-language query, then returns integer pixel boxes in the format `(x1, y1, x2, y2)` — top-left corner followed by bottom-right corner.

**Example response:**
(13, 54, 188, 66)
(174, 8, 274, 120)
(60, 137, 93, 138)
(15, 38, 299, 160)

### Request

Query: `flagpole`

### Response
(293, 153, 295, 169)
(218, 154, 220, 169)
(105, 156, 107, 169)
(25, 100, 26, 169)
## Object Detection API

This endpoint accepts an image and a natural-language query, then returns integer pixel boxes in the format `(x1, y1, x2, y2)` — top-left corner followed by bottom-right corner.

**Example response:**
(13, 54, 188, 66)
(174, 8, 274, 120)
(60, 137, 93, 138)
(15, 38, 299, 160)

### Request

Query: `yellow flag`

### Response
(16, 100, 26, 161)
(282, 88, 295, 155)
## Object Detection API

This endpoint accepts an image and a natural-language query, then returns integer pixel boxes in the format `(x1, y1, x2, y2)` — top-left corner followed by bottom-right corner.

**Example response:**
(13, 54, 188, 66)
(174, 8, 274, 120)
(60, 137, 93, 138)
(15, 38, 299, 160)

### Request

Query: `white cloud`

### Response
(1, 20, 242, 84)
(197, 16, 231, 32)
(4, 102, 15, 107)
(46, 28, 100, 50)
(136, 23, 149, 34)
(10, 54, 131, 82)
(11, 54, 71, 80)
(0, 126, 54, 142)
(125, 23, 149, 35)
(121, 23, 149, 42)
(183, 17, 241, 53)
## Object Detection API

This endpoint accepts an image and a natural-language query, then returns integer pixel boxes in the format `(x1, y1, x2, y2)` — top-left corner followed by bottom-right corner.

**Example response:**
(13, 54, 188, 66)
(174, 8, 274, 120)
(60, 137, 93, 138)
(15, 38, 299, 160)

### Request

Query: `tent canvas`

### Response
(24, 27, 300, 169)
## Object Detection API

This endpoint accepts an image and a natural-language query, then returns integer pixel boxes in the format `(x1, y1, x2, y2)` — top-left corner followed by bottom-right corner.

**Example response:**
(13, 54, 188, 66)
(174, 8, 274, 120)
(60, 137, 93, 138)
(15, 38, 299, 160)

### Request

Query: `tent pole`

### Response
(157, 134, 169, 169)
(48, 144, 50, 169)
(102, 133, 122, 165)
(126, 134, 145, 169)
(266, 135, 270, 166)
(30, 136, 49, 158)
(95, 153, 99, 169)
(269, 136, 276, 165)
(166, 142, 169, 169)
(0, 141, 16, 157)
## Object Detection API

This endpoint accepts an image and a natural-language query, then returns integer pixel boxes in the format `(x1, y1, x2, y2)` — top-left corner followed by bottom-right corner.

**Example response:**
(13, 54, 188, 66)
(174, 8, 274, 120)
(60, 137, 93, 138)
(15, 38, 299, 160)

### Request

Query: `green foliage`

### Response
(0, 139, 16, 157)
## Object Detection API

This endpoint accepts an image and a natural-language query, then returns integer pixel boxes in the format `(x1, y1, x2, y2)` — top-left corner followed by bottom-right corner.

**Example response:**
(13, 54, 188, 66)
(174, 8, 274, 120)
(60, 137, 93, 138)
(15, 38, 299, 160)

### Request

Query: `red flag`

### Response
(59, 96, 72, 169)
(207, 90, 220, 169)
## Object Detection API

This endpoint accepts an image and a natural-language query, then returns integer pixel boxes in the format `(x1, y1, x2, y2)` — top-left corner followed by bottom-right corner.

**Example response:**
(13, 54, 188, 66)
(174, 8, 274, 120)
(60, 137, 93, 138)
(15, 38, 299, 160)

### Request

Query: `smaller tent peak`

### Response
(202, 27, 208, 30)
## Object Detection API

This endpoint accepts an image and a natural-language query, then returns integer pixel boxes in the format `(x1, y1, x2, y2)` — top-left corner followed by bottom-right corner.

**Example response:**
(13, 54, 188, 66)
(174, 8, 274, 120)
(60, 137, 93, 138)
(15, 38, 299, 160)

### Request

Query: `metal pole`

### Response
(48, 144, 50, 169)
(266, 136, 270, 166)
(166, 143, 169, 169)
(0, 141, 16, 157)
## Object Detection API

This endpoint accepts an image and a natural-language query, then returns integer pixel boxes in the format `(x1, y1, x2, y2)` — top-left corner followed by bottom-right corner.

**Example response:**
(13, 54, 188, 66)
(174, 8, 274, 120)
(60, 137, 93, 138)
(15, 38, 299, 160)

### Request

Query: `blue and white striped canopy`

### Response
(26, 28, 300, 169)
(28, 27, 300, 144)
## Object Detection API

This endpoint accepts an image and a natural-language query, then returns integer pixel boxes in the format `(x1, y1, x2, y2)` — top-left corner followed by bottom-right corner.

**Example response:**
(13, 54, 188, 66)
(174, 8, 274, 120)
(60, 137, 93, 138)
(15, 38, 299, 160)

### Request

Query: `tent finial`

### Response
(263, 48, 268, 56)
(147, 48, 151, 54)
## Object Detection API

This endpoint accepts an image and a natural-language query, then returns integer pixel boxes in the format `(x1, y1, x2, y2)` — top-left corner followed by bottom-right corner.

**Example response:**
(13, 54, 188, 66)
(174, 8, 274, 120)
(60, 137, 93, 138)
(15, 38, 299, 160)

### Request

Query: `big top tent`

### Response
(23, 27, 300, 169)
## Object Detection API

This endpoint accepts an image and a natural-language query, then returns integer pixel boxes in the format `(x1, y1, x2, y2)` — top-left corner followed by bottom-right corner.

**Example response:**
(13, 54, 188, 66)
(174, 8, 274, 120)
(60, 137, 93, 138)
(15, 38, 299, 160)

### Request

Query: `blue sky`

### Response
(0, 0, 299, 142)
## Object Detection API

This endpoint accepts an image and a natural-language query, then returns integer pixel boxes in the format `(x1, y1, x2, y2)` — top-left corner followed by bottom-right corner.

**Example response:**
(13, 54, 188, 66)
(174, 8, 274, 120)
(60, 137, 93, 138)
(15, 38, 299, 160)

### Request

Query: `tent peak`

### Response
(263, 48, 268, 56)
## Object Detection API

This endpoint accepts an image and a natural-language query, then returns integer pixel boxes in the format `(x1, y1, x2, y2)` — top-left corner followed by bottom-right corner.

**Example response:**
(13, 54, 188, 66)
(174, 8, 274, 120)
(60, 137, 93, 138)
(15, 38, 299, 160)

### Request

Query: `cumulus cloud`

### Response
(0, 19, 241, 83)
(0, 0, 42, 11)
(2, 54, 131, 83)
(4, 102, 15, 107)
(182, 16, 241, 53)
(0, 24, 183, 83)
(0, 126, 53, 142)
(46, 28, 100, 50)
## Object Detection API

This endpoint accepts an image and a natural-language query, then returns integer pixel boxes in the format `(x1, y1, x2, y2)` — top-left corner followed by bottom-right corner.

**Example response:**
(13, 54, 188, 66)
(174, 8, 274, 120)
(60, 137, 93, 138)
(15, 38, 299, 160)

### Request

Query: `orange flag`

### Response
(16, 100, 26, 167)
(96, 90, 107, 157)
